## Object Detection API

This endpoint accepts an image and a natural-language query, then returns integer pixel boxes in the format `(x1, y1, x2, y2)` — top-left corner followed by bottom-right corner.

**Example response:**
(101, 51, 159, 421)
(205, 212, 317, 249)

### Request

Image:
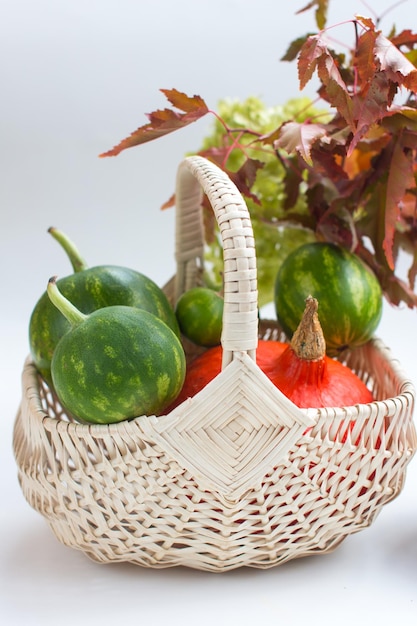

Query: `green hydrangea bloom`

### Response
(196, 96, 325, 307)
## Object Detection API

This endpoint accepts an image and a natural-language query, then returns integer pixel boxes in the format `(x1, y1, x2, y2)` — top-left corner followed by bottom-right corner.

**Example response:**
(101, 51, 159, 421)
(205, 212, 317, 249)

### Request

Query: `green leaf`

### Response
(296, 0, 329, 30)
(281, 35, 312, 62)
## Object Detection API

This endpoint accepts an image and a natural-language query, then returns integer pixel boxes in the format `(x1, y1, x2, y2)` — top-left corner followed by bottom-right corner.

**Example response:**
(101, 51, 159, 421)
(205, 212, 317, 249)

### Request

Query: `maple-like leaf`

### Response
(390, 29, 417, 50)
(281, 35, 312, 62)
(275, 120, 326, 165)
(373, 31, 417, 91)
(349, 71, 393, 154)
(232, 157, 265, 198)
(384, 137, 416, 269)
(308, 147, 350, 185)
(99, 89, 209, 157)
(355, 28, 378, 85)
(317, 53, 355, 128)
(281, 155, 304, 209)
(298, 34, 355, 128)
(354, 15, 374, 30)
(317, 205, 358, 250)
(297, 34, 325, 90)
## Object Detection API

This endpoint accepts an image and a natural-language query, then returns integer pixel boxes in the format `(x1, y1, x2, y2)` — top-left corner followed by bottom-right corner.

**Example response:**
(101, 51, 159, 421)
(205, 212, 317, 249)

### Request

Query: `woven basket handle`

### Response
(175, 156, 258, 369)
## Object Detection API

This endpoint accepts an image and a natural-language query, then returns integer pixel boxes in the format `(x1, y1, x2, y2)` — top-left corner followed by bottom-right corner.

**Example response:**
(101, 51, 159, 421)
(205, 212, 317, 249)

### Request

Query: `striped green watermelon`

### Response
(175, 287, 224, 347)
(30, 266, 180, 385)
(48, 278, 186, 424)
(274, 242, 383, 354)
(29, 227, 180, 385)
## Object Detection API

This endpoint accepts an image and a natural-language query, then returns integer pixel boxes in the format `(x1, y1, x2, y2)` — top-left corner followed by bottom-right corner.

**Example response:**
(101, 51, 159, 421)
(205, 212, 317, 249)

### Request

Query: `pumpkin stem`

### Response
(291, 295, 326, 361)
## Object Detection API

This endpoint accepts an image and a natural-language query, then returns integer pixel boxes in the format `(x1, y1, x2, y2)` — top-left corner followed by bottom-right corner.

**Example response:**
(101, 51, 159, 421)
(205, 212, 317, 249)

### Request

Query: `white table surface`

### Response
(2, 0, 416, 623)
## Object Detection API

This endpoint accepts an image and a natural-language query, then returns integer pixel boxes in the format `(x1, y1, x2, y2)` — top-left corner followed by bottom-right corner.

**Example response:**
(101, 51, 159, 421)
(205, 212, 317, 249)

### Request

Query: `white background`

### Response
(1, 1, 416, 624)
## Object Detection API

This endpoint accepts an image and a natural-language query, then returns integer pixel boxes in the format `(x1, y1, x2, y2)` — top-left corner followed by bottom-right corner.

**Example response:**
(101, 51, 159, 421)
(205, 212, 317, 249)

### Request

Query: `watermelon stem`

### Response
(48, 227, 89, 273)
(47, 276, 88, 327)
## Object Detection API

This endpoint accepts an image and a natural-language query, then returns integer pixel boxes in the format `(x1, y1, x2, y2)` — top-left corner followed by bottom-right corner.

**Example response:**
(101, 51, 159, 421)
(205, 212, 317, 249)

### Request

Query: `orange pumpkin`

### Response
(166, 339, 287, 411)
(168, 296, 373, 412)
(269, 296, 374, 408)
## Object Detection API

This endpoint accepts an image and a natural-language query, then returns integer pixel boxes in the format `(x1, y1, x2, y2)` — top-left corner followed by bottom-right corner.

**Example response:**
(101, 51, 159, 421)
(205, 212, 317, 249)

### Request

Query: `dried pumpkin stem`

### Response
(291, 295, 326, 360)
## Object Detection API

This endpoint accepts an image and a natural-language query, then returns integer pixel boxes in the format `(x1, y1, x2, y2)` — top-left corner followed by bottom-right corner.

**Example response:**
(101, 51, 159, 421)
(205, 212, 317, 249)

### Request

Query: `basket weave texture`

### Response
(14, 156, 417, 572)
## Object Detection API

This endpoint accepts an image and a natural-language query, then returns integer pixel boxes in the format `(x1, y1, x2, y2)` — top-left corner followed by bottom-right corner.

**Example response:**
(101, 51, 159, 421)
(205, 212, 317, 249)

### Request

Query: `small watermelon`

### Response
(175, 287, 224, 347)
(274, 242, 383, 354)
(47, 278, 186, 424)
(30, 265, 179, 385)
(29, 227, 179, 385)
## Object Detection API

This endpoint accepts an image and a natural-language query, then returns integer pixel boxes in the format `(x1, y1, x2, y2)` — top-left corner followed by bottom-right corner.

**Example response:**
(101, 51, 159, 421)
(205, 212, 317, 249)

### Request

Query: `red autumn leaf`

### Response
(355, 15, 375, 31)
(159, 88, 208, 116)
(230, 158, 264, 204)
(298, 34, 354, 128)
(275, 120, 326, 165)
(281, 155, 304, 210)
(355, 28, 378, 85)
(389, 29, 417, 51)
(317, 54, 354, 128)
(309, 147, 349, 183)
(99, 89, 209, 157)
(317, 205, 358, 250)
(297, 34, 326, 89)
(373, 32, 417, 91)
(356, 17, 417, 90)
(349, 72, 393, 154)
(384, 138, 416, 269)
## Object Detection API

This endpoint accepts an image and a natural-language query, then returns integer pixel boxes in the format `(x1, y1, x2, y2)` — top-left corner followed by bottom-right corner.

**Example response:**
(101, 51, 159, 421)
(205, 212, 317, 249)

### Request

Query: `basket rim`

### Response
(21, 327, 416, 437)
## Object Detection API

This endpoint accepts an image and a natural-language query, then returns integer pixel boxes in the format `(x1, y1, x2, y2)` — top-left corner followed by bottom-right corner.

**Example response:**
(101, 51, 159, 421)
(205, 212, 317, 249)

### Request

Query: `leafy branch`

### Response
(100, 7, 417, 310)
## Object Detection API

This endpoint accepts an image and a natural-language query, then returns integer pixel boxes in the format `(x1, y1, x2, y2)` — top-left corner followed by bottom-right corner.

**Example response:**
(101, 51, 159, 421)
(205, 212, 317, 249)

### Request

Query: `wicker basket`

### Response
(13, 156, 417, 572)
